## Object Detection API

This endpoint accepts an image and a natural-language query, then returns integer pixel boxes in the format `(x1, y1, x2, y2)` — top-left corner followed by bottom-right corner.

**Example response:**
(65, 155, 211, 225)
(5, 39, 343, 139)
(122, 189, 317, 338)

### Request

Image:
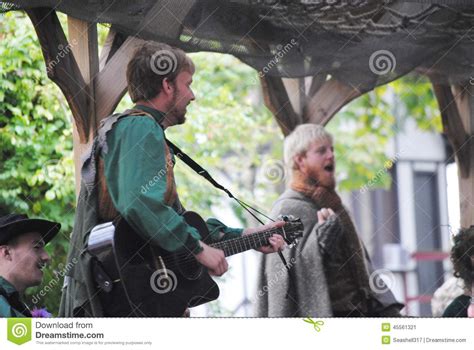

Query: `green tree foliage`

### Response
(0, 12, 75, 314)
(166, 52, 283, 222)
(328, 78, 441, 192)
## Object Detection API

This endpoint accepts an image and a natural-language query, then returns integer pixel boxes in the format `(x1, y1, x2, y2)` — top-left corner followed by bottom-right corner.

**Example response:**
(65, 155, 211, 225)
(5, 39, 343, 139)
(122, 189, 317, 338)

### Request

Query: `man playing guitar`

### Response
(59, 42, 286, 317)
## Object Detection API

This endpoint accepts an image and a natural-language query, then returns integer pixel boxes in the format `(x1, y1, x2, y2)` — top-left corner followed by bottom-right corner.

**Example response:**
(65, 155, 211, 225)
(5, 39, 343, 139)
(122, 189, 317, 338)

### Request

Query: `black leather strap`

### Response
(166, 139, 273, 225)
(165, 139, 298, 301)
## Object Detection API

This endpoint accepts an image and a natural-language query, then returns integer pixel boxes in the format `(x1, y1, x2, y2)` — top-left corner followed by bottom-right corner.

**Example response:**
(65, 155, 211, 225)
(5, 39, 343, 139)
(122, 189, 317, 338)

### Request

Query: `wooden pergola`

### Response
(4, 1, 474, 227)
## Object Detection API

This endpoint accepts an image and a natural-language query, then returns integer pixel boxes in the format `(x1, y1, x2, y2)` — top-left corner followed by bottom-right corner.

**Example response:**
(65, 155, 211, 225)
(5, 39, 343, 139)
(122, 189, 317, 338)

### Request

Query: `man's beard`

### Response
(306, 168, 336, 190)
(166, 92, 186, 125)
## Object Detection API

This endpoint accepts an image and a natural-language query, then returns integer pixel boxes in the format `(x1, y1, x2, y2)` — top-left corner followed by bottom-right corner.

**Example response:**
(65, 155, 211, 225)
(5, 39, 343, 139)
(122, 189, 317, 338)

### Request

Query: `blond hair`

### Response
(284, 124, 333, 171)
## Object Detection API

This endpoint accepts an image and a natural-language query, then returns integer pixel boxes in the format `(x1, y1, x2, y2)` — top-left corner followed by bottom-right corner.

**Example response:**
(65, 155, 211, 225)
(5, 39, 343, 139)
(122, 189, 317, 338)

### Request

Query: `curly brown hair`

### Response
(451, 226, 474, 291)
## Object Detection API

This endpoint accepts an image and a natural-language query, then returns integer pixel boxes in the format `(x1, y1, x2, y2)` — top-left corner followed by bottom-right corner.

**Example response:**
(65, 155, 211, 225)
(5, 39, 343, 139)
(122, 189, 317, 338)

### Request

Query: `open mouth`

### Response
(37, 262, 46, 271)
(324, 164, 335, 172)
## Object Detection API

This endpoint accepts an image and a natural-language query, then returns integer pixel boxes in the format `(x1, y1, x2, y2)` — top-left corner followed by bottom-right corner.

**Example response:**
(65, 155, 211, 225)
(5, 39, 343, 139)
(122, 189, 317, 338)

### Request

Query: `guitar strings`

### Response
(140, 225, 300, 272)
(155, 231, 275, 271)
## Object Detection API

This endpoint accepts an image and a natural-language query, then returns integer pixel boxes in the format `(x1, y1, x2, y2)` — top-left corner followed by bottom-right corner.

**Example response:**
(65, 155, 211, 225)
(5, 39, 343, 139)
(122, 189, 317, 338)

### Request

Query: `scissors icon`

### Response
(303, 318, 325, 332)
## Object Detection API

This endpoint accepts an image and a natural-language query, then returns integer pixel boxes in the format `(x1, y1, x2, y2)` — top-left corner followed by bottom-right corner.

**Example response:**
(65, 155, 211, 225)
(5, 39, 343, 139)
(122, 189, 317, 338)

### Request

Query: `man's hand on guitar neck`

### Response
(243, 221, 287, 254)
(195, 243, 228, 276)
(195, 221, 286, 276)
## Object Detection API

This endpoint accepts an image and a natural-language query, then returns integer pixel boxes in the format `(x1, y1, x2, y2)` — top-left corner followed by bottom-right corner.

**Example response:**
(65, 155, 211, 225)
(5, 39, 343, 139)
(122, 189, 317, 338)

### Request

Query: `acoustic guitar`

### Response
(88, 211, 303, 316)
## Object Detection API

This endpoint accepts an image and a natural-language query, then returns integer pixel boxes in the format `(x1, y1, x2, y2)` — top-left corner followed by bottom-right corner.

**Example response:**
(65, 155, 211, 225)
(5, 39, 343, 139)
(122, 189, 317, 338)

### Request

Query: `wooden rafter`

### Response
(26, 8, 90, 142)
(303, 78, 365, 126)
(99, 29, 128, 71)
(260, 76, 301, 135)
(95, 35, 145, 122)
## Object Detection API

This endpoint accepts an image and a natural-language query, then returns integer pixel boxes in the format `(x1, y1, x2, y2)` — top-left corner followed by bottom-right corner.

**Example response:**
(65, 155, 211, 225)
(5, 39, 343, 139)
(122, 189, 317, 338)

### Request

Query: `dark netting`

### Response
(2, 0, 474, 90)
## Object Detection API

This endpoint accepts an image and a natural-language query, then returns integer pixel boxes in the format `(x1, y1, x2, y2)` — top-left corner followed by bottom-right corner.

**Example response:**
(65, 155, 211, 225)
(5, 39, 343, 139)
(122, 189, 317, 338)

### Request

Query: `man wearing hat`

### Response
(0, 214, 60, 317)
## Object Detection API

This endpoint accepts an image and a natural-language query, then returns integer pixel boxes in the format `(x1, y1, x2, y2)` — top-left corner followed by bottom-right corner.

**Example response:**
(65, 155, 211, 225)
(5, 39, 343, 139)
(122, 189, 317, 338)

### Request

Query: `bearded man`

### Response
(255, 124, 403, 317)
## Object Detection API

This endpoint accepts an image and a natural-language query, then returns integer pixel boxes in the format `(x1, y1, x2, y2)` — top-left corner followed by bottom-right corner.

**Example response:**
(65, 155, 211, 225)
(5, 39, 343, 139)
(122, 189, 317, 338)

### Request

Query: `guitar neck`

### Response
(210, 227, 282, 257)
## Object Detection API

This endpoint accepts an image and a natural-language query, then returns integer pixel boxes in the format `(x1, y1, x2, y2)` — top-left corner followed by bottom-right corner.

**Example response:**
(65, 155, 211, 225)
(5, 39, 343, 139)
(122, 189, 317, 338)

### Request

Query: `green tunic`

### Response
(103, 105, 242, 253)
(0, 277, 30, 317)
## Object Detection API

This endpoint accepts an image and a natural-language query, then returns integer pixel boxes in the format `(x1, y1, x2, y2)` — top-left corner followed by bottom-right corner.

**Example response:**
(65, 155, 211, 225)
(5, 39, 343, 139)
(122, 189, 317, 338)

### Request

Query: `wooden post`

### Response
(432, 82, 474, 227)
(456, 84, 474, 227)
(67, 16, 99, 195)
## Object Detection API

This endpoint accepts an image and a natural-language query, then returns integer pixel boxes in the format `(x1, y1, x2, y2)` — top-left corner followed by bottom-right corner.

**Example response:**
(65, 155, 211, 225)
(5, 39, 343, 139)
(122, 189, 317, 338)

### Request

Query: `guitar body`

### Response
(88, 211, 303, 317)
(89, 212, 219, 317)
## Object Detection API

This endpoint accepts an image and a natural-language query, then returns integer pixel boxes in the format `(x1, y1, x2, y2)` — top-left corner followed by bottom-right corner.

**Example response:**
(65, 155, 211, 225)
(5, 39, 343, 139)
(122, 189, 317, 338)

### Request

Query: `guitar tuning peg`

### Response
(278, 214, 296, 222)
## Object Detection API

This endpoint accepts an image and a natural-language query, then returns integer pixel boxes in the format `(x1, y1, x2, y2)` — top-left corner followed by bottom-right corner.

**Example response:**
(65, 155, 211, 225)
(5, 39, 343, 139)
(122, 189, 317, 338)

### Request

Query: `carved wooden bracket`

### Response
(260, 76, 301, 136)
(303, 78, 365, 126)
(26, 8, 90, 142)
(95, 35, 146, 122)
(261, 73, 367, 134)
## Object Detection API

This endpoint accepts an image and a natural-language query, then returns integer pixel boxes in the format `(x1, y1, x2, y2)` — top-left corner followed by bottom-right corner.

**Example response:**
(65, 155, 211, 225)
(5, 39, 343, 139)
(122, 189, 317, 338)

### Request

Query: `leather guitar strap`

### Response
(165, 139, 297, 301)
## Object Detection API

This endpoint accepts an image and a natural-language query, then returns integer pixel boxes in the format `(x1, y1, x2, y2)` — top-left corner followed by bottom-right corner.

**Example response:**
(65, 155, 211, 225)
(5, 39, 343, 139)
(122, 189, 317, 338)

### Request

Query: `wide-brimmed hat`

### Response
(0, 214, 60, 245)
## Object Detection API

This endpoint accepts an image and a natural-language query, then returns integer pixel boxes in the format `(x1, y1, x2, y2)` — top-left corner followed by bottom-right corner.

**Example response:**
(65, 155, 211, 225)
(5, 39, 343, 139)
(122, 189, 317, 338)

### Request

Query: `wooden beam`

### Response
(99, 29, 128, 71)
(303, 78, 365, 125)
(95, 36, 146, 121)
(67, 16, 99, 196)
(67, 17, 99, 97)
(432, 81, 474, 227)
(431, 83, 470, 178)
(260, 76, 301, 136)
(456, 84, 474, 227)
(26, 8, 90, 142)
(308, 73, 327, 98)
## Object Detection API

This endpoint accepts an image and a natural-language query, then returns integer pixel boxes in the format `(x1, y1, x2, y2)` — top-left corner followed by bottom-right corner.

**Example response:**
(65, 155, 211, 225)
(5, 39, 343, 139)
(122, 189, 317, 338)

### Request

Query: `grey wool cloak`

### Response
(254, 189, 333, 317)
